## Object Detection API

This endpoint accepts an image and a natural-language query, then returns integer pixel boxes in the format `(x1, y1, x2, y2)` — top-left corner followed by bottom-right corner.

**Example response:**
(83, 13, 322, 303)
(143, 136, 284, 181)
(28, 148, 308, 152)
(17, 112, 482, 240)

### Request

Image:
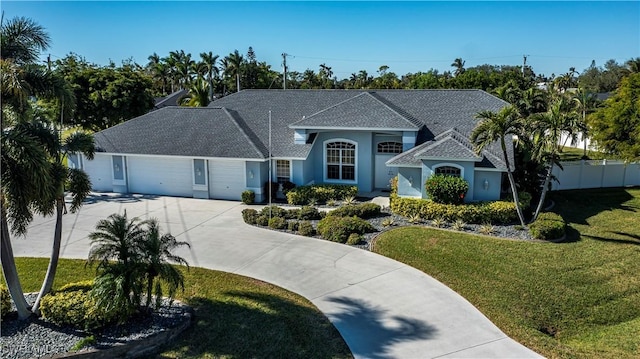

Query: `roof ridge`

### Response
(221, 107, 268, 159)
(366, 92, 424, 128)
(435, 128, 478, 154)
(290, 92, 367, 125)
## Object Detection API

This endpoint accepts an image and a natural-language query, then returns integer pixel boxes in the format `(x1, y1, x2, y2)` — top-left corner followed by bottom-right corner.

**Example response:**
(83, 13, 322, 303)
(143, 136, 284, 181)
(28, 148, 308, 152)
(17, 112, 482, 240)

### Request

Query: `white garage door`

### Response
(209, 160, 245, 200)
(128, 156, 192, 197)
(84, 154, 112, 192)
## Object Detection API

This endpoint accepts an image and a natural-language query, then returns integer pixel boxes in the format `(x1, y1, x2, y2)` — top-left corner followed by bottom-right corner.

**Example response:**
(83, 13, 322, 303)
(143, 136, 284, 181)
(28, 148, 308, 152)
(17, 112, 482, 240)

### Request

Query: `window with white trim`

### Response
(435, 166, 461, 177)
(326, 141, 355, 181)
(276, 160, 290, 184)
(377, 141, 403, 154)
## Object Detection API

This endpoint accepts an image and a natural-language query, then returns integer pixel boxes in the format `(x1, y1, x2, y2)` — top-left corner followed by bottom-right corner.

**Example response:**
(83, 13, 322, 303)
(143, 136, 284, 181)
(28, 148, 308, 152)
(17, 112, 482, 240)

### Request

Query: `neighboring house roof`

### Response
(93, 107, 265, 159)
(93, 89, 511, 168)
(154, 89, 188, 109)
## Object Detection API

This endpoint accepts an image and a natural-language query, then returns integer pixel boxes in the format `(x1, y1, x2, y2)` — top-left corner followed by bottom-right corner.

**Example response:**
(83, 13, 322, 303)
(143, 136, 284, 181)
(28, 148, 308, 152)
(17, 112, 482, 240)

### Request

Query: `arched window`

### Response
(326, 141, 356, 181)
(377, 141, 403, 154)
(435, 165, 461, 177)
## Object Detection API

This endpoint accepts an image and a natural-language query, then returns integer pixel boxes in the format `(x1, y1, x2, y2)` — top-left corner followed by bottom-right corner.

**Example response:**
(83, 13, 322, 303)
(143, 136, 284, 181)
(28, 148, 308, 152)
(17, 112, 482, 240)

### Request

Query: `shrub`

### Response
(530, 212, 566, 240)
(286, 184, 358, 205)
(285, 208, 300, 220)
(390, 195, 517, 224)
(268, 216, 287, 230)
(260, 205, 287, 218)
(40, 280, 121, 331)
(297, 221, 315, 236)
(317, 216, 376, 243)
(241, 190, 255, 205)
(347, 233, 364, 245)
(1, 285, 11, 319)
(242, 208, 259, 224)
(342, 196, 357, 205)
(425, 174, 469, 204)
(288, 221, 299, 232)
(281, 181, 296, 195)
(328, 203, 381, 219)
(507, 191, 533, 210)
(486, 201, 518, 224)
(452, 219, 466, 231)
(479, 223, 495, 235)
(298, 206, 322, 220)
(263, 181, 280, 201)
(381, 217, 395, 227)
(255, 215, 269, 226)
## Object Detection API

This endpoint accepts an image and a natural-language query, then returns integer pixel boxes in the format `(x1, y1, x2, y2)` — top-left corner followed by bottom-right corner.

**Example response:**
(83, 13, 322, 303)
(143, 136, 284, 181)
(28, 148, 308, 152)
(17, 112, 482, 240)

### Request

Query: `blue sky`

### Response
(3, 1, 639, 78)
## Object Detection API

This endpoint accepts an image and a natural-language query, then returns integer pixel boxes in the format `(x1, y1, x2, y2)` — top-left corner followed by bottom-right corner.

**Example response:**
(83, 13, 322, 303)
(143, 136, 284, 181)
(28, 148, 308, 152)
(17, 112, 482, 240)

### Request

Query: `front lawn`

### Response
(10, 258, 352, 359)
(373, 188, 640, 358)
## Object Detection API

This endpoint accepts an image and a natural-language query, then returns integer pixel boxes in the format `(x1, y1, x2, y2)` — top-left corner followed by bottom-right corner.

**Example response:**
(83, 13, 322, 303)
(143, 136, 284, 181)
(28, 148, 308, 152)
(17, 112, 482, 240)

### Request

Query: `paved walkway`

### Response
(14, 194, 542, 359)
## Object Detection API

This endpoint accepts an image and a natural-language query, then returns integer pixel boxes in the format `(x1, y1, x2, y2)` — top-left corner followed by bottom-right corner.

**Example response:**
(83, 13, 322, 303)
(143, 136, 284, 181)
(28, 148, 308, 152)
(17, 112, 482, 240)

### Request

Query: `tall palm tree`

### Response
(471, 106, 527, 227)
(87, 211, 146, 318)
(225, 50, 244, 92)
(31, 126, 95, 314)
(529, 96, 580, 221)
(139, 219, 189, 308)
(625, 57, 640, 75)
(179, 77, 211, 107)
(572, 88, 598, 157)
(200, 51, 219, 100)
(1, 15, 51, 64)
(451, 58, 465, 77)
(1, 126, 53, 319)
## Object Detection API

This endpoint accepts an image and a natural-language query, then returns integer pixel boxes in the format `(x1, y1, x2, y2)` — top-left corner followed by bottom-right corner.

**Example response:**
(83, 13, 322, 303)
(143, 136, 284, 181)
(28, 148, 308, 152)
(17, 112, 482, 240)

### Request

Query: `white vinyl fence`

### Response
(551, 160, 640, 190)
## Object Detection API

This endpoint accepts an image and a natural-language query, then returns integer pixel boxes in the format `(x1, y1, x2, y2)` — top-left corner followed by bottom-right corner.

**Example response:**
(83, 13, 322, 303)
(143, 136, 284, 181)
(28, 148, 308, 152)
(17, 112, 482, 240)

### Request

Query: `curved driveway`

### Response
(15, 194, 542, 359)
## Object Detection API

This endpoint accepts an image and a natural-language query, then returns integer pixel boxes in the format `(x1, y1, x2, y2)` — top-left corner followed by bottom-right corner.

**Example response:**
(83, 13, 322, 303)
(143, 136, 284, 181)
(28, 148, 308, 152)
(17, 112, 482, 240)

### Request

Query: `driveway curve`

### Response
(15, 194, 542, 359)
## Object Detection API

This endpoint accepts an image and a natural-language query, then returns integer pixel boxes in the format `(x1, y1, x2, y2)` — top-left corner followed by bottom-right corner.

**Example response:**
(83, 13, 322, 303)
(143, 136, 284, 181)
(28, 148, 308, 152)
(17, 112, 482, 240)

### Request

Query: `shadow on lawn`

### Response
(325, 296, 437, 359)
(585, 231, 640, 246)
(158, 292, 352, 359)
(551, 188, 636, 225)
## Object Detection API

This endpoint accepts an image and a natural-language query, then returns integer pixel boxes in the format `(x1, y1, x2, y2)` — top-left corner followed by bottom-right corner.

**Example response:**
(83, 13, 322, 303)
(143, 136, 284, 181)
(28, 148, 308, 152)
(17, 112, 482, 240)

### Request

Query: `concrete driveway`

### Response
(14, 193, 542, 359)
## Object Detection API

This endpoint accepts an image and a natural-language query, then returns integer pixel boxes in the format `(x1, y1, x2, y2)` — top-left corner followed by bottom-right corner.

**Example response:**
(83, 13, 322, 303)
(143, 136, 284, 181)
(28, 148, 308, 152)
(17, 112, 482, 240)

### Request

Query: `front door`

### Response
(375, 154, 397, 190)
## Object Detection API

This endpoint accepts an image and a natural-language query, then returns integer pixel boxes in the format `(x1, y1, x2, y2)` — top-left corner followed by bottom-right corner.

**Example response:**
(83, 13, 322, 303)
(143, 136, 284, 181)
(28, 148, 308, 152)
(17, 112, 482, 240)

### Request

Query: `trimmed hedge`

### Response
(298, 221, 315, 236)
(241, 190, 255, 205)
(268, 216, 287, 230)
(425, 174, 469, 204)
(286, 184, 358, 205)
(298, 206, 322, 220)
(242, 209, 259, 225)
(1, 285, 10, 319)
(327, 203, 381, 219)
(390, 195, 517, 224)
(40, 280, 121, 331)
(529, 212, 566, 240)
(317, 216, 376, 243)
(260, 205, 288, 219)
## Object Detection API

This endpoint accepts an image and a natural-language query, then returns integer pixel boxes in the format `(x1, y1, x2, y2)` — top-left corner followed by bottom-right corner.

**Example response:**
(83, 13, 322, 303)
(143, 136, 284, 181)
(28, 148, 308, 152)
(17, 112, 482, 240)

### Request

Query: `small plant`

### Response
(268, 216, 287, 230)
(479, 223, 495, 235)
(241, 190, 255, 205)
(298, 205, 321, 220)
(297, 221, 315, 236)
(71, 335, 96, 351)
(407, 213, 421, 224)
(255, 215, 269, 226)
(1, 284, 11, 319)
(307, 197, 318, 207)
(317, 216, 376, 243)
(288, 221, 299, 232)
(347, 233, 363, 245)
(260, 205, 287, 218)
(241, 208, 258, 225)
(326, 199, 338, 207)
(431, 218, 446, 228)
(381, 217, 395, 227)
(343, 196, 357, 205)
(452, 219, 466, 231)
(328, 203, 381, 219)
(529, 212, 566, 240)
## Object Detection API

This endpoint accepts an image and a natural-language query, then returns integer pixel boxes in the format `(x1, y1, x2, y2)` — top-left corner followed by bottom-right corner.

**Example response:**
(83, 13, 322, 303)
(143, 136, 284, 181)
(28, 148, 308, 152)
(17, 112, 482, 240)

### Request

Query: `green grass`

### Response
(13, 258, 352, 359)
(373, 188, 640, 359)
(557, 147, 620, 161)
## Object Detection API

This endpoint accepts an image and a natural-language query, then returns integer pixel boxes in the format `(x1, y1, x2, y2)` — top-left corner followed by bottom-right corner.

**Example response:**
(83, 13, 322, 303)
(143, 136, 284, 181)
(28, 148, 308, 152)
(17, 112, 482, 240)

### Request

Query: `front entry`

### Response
(374, 154, 397, 190)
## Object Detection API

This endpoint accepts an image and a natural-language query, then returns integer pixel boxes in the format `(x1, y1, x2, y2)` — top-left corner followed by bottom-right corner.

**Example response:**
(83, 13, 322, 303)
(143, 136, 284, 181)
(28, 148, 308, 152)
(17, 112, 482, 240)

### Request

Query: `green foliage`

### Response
(317, 216, 375, 243)
(381, 217, 395, 227)
(241, 208, 258, 225)
(287, 220, 299, 232)
(478, 224, 495, 235)
(284, 208, 300, 220)
(268, 216, 287, 230)
(71, 335, 96, 351)
(255, 215, 268, 226)
(281, 181, 296, 195)
(297, 221, 315, 237)
(260, 205, 287, 219)
(0, 285, 11, 319)
(40, 281, 121, 331)
(346, 233, 364, 245)
(390, 195, 517, 224)
(297, 206, 322, 220)
(529, 212, 566, 240)
(328, 203, 381, 219)
(425, 174, 469, 204)
(241, 190, 255, 205)
(452, 219, 466, 231)
(263, 181, 280, 202)
(286, 184, 358, 205)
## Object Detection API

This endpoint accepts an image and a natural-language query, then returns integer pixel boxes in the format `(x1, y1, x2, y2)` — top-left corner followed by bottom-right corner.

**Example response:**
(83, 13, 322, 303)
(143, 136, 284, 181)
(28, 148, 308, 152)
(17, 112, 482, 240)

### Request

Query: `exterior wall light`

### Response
(483, 179, 489, 190)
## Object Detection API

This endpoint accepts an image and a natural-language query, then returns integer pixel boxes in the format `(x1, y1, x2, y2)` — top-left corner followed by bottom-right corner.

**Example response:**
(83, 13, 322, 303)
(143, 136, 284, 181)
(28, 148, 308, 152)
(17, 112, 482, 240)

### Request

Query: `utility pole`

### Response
(522, 54, 528, 77)
(282, 53, 288, 90)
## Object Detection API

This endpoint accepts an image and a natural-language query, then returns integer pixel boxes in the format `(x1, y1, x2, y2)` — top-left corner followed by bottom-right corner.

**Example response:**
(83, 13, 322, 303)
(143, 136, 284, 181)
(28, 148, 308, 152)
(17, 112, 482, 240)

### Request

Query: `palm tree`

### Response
(625, 57, 640, 74)
(471, 106, 527, 227)
(529, 96, 580, 221)
(200, 51, 219, 101)
(451, 58, 465, 77)
(225, 50, 244, 92)
(179, 77, 211, 107)
(1, 126, 53, 319)
(31, 126, 95, 314)
(87, 211, 146, 318)
(1, 15, 51, 64)
(572, 88, 598, 157)
(139, 219, 189, 308)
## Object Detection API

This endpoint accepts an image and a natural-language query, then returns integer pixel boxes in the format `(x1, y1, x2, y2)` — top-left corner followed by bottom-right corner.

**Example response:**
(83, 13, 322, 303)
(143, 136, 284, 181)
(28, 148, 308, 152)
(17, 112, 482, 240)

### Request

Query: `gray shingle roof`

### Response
(94, 89, 512, 168)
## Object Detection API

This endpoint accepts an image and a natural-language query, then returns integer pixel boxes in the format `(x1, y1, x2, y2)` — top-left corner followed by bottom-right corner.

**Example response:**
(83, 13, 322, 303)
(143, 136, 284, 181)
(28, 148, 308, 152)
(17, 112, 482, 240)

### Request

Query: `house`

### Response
(73, 90, 512, 202)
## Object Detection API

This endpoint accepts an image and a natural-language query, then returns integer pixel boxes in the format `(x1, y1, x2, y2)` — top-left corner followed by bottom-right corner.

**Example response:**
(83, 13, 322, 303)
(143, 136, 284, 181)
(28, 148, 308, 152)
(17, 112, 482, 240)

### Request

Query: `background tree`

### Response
(471, 106, 527, 226)
(179, 77, 211, 107)
(589, 72, 640, 161)
(451, 58, 465, 77)
(1, 15, 50, 64)
(199, 51, 219, 100)
(225, 50, 244, 92)
(572, 87, 599, 157)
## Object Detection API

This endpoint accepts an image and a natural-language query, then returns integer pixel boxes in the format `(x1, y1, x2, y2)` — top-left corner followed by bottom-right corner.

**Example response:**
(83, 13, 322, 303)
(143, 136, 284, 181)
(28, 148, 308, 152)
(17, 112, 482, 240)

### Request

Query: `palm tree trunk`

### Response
(236, 74, 241, 92)
(1, 207, 31, 319)
(533, 162, 554, 221)
(501, 141, 527, 227)
(146, 275, 153, 308)
(32, 197, 64, 315)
